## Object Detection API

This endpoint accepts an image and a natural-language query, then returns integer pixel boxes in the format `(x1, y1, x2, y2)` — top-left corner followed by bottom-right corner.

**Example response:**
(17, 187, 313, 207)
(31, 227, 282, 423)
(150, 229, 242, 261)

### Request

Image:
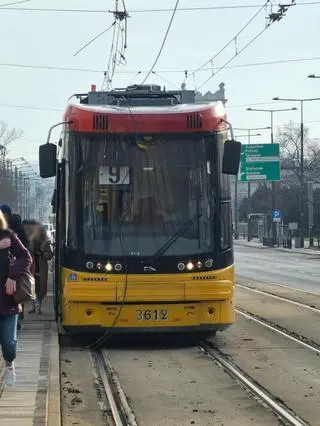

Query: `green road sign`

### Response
(239, 143, 280, 182)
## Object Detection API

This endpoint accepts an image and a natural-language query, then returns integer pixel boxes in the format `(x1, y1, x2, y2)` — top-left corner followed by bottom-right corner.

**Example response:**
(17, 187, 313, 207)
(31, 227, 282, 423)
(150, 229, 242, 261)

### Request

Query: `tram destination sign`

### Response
(239, 143, 280, 182)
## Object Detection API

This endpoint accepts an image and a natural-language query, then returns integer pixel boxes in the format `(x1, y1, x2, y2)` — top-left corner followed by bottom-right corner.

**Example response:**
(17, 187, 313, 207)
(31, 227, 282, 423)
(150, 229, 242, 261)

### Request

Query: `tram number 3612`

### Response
(136, 309, 168, 321)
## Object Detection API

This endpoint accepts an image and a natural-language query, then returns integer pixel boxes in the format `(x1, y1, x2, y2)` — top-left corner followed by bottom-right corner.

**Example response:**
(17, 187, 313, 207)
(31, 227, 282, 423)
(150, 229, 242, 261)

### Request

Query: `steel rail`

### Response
(236, 307, 320, 355)
(199, 343, 307, 426)
(237, 283, 320, 313)
(96, 350, 138, 426)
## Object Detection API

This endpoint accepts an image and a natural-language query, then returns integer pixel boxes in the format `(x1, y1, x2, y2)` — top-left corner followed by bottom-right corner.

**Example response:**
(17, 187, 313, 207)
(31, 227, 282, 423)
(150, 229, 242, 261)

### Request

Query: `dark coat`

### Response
(0, 230, 32, 316)
(31, 238, 53, 299)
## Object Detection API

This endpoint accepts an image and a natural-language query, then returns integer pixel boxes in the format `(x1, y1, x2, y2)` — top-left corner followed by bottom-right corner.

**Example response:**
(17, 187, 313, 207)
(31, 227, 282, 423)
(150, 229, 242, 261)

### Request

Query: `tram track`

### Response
(95, 350, 138, 426)
(199, 341, 308, 426)
(235, 306, 320, 355)
(236, 282, 320, 313)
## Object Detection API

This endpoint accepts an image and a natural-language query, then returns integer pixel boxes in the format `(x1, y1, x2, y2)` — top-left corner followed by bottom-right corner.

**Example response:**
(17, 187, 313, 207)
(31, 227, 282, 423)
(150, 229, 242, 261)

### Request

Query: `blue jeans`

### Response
(0, 314, 18, 362)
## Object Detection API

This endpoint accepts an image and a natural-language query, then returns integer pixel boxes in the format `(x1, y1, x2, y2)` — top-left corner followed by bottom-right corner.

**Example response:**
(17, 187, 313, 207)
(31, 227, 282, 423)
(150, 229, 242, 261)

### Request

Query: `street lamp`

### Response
(246, 107, 297, 244)
(235, 133, 261, 138)
(308, 74, 320, 79)
(234, 126, 271, 241)
(273, 96, 320, 248)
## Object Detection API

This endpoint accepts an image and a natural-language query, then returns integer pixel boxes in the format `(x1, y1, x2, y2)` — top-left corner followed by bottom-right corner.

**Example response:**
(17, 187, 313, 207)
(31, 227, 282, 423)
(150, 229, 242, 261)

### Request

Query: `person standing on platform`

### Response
(0, 210, 32, 386)
(0, 206, 29, 249)
(28, 222, 53, 314)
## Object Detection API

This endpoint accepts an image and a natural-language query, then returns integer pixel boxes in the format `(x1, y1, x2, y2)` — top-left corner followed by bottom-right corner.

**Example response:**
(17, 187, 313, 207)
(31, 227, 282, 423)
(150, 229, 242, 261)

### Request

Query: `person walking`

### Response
(0, 207, 30, 331)
(0, 210, 32, 386)
(28, 223, 53, 314)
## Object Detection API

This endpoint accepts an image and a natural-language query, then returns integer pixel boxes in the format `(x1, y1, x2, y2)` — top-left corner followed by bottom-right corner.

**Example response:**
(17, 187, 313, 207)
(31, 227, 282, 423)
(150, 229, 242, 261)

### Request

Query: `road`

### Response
(234, 244, 320, 294)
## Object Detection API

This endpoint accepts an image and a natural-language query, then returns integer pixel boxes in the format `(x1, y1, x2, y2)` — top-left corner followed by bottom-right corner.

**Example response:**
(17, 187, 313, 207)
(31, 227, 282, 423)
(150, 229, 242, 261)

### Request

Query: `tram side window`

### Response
(221, 202, 232, 250)
(66, 139, 79, 250)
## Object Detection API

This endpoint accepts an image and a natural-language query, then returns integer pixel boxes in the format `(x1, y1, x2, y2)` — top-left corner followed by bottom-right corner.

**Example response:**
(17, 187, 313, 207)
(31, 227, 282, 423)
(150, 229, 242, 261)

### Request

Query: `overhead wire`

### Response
(73, 22, 115, 57)
(0, 55, 320, 74)
(0, 2, 319, 13)
(102, 14, 118, 89)
(2, 100, 320, 114)
(141, 0, 180, 84)
(0, 0, 32, 7)
(197, 27, 268, 90)
(0, 102, 62, 112)
(192, 0, 270, 77)
(194, 0, 296, 89)
(102, 0, 129, 90)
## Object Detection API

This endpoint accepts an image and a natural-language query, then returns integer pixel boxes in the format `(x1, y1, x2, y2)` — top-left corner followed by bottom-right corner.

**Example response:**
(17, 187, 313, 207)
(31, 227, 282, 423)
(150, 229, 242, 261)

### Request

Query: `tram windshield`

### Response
(67, 134, 217, 257)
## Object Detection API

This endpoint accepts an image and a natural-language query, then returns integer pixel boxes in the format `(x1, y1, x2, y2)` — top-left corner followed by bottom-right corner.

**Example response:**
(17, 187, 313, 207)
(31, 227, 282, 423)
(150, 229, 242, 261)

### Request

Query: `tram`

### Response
(39, 84, 241, 336)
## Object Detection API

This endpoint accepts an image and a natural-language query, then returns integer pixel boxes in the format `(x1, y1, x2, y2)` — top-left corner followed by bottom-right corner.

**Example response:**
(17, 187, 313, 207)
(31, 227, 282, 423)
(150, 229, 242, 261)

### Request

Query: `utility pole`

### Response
(273, 97, 320, 248)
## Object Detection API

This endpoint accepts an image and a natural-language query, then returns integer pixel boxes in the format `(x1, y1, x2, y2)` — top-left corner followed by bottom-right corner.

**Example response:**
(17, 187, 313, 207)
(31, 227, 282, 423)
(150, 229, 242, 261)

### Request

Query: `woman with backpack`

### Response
(0, 210, 32, 386)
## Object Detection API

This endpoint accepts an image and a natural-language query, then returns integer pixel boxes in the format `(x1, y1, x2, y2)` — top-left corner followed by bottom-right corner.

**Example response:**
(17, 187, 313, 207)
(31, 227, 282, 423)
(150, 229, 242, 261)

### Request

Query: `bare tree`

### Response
(0, 121, 23, 157)
(277, 121, 320, 184)
(0, 122, 23, 209)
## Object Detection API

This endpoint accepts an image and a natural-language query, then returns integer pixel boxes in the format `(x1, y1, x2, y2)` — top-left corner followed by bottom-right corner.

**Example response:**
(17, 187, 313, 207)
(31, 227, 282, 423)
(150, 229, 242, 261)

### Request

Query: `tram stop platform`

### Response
(0, 277, 60, 426)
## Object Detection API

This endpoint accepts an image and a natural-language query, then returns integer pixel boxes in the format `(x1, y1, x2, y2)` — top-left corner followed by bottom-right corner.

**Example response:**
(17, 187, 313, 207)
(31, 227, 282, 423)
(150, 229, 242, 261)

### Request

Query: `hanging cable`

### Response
(0, 0, 32, 7)
(102, 0, 129, 90)
(152, 71, 176, 89)
(140, 0, 180, 85)
(190, 0, 270, 80)
(1, 55, 320, 74)
(195, 1, 296, 89)
(73, 22, 116, 57)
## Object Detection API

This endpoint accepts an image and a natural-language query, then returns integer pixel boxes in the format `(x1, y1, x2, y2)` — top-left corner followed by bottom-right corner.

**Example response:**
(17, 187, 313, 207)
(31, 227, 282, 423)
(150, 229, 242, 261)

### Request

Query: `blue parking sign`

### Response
(272, 210, 281, 222)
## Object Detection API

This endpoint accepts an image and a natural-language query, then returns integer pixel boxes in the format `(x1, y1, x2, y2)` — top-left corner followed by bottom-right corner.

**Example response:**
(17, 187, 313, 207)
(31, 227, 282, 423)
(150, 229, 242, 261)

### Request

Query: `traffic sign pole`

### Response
(271, 112, 277, 245)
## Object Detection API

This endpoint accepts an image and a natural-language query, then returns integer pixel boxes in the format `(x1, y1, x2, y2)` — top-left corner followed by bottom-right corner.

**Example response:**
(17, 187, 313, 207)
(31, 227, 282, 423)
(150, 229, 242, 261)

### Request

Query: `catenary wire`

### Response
(0, 0, 32, 7)
(197, 27, 269, 89)
(102, 0, 128, 90)
(141, 0, 180, 84)
(0, 2, 319, 13)
(192, 0, 270, 76)
(74, 22, 116, 57)
(0, 56, 320, 74)
(195, 1, 296, 89)
(2, 101, 320, 115)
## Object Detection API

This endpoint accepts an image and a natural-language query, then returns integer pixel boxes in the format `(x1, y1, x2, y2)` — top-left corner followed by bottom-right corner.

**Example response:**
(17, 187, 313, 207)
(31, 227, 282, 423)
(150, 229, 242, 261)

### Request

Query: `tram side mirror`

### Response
(222, 139, 241, 175)
(39, 143, 57, 178)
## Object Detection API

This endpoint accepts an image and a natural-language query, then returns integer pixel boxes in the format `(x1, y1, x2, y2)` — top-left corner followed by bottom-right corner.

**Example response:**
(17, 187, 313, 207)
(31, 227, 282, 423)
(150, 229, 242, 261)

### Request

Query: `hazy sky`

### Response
(1, 0, 320, 162)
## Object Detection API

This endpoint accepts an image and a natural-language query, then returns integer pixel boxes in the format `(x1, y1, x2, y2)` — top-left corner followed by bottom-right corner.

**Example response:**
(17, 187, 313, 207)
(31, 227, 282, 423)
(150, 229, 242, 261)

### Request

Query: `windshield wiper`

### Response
(152, 213, 201, 260)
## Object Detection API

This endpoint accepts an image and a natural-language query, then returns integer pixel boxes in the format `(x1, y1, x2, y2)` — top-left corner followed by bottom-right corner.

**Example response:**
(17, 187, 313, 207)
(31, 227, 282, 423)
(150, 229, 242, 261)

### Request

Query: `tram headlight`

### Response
(196, 261, 203, 269)
(177, 262, 185, 271)
(105, 262, 113, 272)
(205, 258, 213, 268)
(96, 262, 103, 270)
(86, 261, 94, 270)
(115, 263, 123, 272)
(186, 261, 194, 271)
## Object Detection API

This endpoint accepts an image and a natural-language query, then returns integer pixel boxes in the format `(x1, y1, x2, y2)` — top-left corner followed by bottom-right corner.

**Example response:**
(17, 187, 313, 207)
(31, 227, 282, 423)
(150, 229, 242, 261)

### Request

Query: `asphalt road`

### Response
(234, 245, 320, 294)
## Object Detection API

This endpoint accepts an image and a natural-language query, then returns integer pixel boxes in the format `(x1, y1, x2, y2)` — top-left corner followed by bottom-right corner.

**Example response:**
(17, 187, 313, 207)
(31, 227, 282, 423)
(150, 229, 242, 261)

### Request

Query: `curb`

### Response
(47, 322, 61, 426)
(233, 241, 320, 257)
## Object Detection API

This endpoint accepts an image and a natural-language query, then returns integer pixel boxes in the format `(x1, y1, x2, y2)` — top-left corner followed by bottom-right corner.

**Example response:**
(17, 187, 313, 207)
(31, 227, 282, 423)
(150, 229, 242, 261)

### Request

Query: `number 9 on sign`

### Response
(99, 166, 130, 185)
